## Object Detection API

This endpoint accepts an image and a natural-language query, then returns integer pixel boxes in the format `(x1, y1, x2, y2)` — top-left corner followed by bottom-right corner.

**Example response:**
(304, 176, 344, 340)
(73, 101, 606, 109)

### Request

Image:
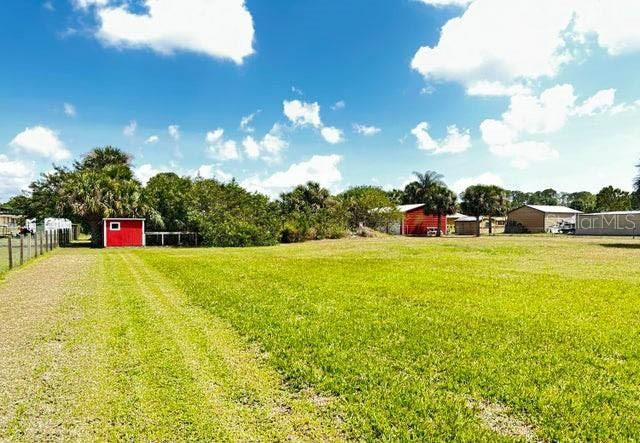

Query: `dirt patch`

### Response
(467, 398, 543, 442)
(0, 250, 97, 438)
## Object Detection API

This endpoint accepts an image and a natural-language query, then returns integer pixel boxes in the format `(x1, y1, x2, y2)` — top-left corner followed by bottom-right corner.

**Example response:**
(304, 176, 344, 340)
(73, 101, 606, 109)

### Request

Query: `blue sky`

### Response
(2, 0, 640, 200)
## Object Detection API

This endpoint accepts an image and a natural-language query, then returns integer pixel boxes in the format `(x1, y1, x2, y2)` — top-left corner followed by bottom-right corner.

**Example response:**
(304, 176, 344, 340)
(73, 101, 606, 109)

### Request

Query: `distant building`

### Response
(103, 218, 146, 247)
(0, 212, 21, 236)
(446, 213, 467, 233)
(388, 204, 447, 236)
(506, 205, 581, 233)
(455, 216, 506, 235)
(576, 211, 640, 236)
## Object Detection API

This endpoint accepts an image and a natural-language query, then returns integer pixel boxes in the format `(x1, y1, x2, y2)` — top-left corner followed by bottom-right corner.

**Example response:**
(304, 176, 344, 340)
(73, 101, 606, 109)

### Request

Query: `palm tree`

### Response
(460, 184, 507, 236)
(486, 185, 508, 234)
(422, 184, 457, 237)
(403, 170, 445, 203)
(460, 185, 491, 237)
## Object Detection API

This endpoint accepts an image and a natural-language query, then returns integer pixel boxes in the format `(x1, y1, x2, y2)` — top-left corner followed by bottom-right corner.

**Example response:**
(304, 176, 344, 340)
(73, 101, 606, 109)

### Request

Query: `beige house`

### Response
(0, 213, 21, 236)
(506, 205, 581, 233)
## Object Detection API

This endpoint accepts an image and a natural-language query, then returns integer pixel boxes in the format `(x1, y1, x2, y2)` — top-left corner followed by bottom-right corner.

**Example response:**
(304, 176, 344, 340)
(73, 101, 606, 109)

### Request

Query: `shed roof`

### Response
(456, 215, 485, 222)
(103, 217, 146, 221)
(578, 210, 640, 216)
(447, 212, 467, 219)
(512, 204, 581, 214)
(397, 204, 425, 213)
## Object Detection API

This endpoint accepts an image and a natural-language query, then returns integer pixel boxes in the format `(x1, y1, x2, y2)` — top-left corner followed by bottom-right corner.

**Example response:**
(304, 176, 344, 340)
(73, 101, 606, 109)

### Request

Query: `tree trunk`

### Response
(488, 215, 493, 235)
(436, 212, 442, 237)
(476, 215, 481, 237)
(87, 218, 102, 248)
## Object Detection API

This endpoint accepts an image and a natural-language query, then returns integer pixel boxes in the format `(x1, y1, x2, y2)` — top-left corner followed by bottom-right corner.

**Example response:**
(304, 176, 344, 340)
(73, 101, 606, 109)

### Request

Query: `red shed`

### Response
(103, 218, 145, 248)
(398, 204, 447, 236)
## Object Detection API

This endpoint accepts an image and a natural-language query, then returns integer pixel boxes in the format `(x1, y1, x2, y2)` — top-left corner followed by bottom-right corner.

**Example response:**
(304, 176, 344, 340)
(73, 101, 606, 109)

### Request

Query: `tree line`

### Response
(3, 146, 640, 245)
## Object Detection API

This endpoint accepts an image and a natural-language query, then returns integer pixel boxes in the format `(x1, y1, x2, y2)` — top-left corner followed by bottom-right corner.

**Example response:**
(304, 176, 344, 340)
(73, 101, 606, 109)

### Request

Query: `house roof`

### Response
(512, 204, 582, 214)
(456, 215, 484, 222)
(446, 212, 467, 219)
(578, 211, 640, 216)
(397, 204, 425, 213)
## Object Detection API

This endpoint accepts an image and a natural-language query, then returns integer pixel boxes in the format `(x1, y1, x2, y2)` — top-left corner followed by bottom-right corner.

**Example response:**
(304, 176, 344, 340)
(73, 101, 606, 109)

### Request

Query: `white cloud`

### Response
(418, 0, 474, 6)
(451, 172, 503, 194)
(9, 126, 71, 161)
(479, 84, 628, 168)
(63, 102, 77, 117)
(283, 99, 322, 128)
(0, 154, 34, 200)
(240, 110, 260, 132)
(242, 154, 343, 197)
(353, 123, 381, 136)
(320, 126, 344, 144)
(192, 164, 232, 182)
(73, 0, 108, 8)
(489, 141, 559, 169)
(123, 120, 137, 136)
(411, 122, 471, 154)
(168, 124, 180, 141)
(134, 163, 168, 185)
(206, 128, 224, 144)
(331, 100, 346, 110)
(145, 135, 159, 144)
(242, 124, 288, 162)
(91, 0, 254, 64)
(573, 88, 616, 116)
(291, 85, 304, 96)
(411, 0, 640, 89)
(206, 128, 239, 161)
(466, 81, 531, 97)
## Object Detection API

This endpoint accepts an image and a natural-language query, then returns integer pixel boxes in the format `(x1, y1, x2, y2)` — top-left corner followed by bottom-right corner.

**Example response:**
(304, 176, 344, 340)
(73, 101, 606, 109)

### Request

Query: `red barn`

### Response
(398, 204, 447, 236)
(103, 218, 145, 248)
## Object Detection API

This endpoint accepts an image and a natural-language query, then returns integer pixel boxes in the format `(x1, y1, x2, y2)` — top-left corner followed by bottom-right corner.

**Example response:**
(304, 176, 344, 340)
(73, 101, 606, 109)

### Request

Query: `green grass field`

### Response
(2, 235, 640, 441)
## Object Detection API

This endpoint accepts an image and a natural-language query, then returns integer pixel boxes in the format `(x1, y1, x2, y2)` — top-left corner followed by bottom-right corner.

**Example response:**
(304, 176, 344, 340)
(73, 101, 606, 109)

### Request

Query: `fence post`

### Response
(19, 235, 24, 266)
(7, 236, 13, 270)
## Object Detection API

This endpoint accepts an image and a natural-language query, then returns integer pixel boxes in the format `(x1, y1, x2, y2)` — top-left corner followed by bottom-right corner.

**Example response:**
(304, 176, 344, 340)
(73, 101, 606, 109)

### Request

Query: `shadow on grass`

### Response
(599, 243, 640, 249)
(65, 240, 92, 248)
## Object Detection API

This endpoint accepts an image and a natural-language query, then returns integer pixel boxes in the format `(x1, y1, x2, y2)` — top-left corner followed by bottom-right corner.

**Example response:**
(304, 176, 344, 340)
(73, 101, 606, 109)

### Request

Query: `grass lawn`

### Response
(2, 235, 640, 440)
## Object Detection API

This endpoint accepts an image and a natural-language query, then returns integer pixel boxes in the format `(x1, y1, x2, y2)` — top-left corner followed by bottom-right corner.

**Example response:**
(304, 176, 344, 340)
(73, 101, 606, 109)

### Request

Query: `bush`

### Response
(188, 179, 280, 247)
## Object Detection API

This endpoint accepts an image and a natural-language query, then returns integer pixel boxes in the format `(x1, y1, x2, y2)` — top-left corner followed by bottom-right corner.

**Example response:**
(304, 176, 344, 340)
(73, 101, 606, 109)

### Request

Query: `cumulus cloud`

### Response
(489, 141, 559, 169)
(240, 110, 260, 132)
(145, 135, 159, 144)
(191, 164, 232, 182)
(242, 124, 288, 162)
(411, 122, 471, 154)
(320, 126, 344, 144)
(242, 154, 342, 197)
(86, 0, 254, 64)
(133, 163, 168, 185)
(479, 84, 630, 168)
(353, 123, 381, 136)
(412, 0, 640, 90)
(63, 102, 77, 117)
(168, 124, 180, 141)
(451, 172, 503, 194)
(331, 100, 346, 110)
(123, 120, 137, 136)
(573, 88, 616, 116)
(466, 81, 531, 97)
(206, 128, 239, 161)
(10, 126, 71, 161)
(0, 154, 34, 200)
(419, 0, 474, 6)
(283, 100, 322, 128)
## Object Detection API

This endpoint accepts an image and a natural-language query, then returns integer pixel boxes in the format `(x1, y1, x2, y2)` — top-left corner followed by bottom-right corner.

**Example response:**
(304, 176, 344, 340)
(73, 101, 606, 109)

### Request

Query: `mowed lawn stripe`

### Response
(136, 236, 640, 441)
(1, 249, 344, 441)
